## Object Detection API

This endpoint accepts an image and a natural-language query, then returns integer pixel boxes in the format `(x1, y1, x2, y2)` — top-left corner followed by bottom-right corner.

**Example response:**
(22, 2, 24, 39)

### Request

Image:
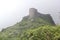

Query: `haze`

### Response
(0, 0, 60, 31)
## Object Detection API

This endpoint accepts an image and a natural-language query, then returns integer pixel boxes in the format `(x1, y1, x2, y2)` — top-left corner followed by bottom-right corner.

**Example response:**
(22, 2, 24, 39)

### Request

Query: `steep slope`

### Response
(0, 8, 55, 40)
(21, 25, 60, 40)
(0, 26, 60, 40)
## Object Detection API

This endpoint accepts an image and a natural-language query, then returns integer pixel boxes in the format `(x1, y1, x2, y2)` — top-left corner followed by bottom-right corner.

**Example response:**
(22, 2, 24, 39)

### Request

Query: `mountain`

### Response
(0, 8, 56, 40)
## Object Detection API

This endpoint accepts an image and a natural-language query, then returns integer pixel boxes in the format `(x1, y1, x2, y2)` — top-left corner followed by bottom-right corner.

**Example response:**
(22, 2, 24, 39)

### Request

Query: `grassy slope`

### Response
(0, 14, 56, 40)
(0, 25, 60, 40)
(21, 25, 60, 40)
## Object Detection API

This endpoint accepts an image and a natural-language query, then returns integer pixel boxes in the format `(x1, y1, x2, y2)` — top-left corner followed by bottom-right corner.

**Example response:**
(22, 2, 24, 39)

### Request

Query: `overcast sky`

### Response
(0, 0, 60, 31)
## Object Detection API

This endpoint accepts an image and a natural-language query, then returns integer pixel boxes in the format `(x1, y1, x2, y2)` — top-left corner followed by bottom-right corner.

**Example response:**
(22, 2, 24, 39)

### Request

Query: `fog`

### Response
(0, 0, 60, 31)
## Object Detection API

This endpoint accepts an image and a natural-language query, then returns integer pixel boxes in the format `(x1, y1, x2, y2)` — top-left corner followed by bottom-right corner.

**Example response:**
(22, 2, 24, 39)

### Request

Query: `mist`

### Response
(0, 0, 60, 31)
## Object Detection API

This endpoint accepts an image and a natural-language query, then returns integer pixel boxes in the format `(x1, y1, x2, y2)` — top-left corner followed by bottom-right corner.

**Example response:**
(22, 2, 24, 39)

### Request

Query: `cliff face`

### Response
(23, 8, 55, 25)
(29, 8, 38, 19)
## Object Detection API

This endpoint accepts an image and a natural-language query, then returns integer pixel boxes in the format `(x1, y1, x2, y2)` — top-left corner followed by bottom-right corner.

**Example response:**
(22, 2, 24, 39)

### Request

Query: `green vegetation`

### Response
(0, 25, 60, 40)
(0, 13, 58, 40)
(21, 25, 60, 40)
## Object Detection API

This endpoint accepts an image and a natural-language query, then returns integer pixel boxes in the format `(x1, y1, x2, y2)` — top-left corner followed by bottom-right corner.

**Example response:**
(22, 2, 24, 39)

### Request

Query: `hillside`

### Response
(0, 25, 60, 40)
(21, 25, 60, 40)
(0, 8, 56, 40)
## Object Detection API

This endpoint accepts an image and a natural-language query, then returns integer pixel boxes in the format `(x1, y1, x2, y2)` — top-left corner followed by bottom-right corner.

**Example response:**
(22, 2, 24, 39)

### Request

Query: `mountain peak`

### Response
(29, 8, 38, 19)
(23, 8, 55, 25)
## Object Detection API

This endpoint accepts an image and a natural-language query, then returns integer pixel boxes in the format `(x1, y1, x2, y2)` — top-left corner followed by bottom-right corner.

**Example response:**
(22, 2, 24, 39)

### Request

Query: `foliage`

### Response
(0, 25, 60, 40)
(0, 13, 56, 40)
(21, 25, 60, 40)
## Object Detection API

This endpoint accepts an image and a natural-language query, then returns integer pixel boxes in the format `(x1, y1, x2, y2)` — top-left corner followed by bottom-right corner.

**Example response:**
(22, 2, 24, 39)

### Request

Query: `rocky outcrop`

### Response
(23, 8, 55, 25)
(29, 8, 38, 19)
